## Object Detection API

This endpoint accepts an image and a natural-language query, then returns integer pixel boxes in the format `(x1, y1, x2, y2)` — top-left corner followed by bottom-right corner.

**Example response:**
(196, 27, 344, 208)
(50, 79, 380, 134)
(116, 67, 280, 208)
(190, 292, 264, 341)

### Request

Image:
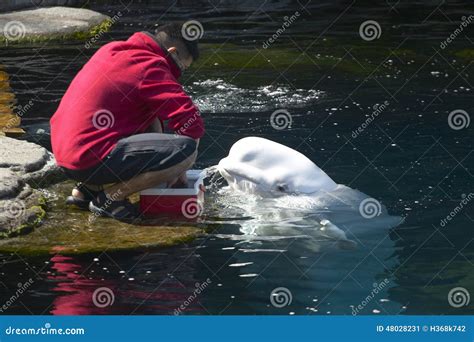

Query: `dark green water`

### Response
(0, 0, 473, 315)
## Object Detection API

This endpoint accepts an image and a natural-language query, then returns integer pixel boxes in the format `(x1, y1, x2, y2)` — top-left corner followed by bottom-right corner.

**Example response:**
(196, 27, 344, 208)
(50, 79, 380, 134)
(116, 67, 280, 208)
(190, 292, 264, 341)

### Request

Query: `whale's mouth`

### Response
(217, 166, 294, 196)
(218, 167, 258, 184)
(217, 165, 269, 194)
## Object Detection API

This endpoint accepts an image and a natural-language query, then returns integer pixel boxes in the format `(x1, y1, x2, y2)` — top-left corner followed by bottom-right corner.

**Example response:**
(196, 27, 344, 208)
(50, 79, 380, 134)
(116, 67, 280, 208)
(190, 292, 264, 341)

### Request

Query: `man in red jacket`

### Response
(50, 22, 204, 220)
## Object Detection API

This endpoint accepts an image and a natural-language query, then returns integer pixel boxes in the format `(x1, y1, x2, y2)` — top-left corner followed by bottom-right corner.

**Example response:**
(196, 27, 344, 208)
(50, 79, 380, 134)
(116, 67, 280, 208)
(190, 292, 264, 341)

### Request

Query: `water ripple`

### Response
(188, 79, 324, 113)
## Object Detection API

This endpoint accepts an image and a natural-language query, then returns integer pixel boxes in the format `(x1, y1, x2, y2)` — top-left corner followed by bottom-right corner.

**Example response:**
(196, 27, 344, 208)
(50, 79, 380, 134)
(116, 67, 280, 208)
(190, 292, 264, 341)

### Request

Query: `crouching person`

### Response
(50, 22, 204, 221)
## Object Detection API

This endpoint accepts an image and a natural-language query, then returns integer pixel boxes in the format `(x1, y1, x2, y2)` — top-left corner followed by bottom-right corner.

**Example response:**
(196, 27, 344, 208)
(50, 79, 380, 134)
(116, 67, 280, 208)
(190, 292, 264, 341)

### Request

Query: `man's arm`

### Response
(140, 66, 205, 139)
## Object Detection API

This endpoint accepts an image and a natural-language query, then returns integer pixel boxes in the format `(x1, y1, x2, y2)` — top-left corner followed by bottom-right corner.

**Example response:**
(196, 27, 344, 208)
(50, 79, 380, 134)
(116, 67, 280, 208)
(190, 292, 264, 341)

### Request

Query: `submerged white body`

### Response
(218, 137, 338, 196)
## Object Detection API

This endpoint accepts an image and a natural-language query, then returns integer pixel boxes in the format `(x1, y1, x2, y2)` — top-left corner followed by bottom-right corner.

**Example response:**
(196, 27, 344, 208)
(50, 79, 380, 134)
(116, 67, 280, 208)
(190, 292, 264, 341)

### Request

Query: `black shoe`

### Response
(89, 191, 140, 222)
(65, 183, 102, 210)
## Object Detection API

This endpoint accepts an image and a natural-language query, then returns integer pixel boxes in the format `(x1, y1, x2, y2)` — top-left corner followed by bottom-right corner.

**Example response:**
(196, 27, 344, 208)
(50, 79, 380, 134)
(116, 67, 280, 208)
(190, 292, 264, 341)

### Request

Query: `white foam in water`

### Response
(186, 79, 324, 112)
(206, 182, 403, 253)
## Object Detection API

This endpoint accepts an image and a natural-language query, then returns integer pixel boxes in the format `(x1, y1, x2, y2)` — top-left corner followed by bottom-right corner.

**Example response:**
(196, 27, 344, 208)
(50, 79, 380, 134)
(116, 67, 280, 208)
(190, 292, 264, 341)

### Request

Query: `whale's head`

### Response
(218, 137, 338, 196)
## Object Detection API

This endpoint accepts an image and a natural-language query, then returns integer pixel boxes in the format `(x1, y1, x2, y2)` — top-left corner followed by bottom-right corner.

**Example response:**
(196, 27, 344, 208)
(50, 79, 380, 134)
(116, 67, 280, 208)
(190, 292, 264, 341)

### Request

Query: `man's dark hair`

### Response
(155, 21, 200, 61)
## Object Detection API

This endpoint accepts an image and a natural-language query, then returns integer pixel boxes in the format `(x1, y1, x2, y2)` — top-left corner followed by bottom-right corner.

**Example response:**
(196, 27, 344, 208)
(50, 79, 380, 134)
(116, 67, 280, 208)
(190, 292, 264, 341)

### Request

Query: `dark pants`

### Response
(62, 133, 197, 185)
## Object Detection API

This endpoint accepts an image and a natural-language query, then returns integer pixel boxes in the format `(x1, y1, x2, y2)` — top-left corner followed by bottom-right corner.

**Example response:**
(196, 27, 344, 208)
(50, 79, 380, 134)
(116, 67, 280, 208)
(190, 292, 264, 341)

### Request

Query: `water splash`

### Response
(187, 79, 324, 113)
(201, 168, 403, 253)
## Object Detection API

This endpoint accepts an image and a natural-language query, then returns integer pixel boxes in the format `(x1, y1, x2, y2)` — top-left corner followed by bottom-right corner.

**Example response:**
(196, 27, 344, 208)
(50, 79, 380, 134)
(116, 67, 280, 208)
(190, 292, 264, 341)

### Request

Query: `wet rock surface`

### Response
(0, 181, 204, 255)
(0, 136, 59, 237)
(0, 6, 110, 43)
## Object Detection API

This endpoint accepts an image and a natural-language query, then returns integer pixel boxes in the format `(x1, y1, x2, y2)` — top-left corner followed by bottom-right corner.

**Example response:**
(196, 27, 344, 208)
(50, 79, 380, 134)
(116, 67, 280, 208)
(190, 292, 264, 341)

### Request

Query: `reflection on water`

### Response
(0, 65, 22, 135)
(46, 253, 208, 315)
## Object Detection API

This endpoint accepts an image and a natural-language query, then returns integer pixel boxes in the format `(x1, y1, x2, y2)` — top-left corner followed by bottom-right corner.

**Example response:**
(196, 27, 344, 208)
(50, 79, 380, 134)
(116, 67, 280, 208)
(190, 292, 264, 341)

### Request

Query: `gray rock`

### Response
(0, 6, 109, 42)
(0, 136, 60, 237)
(22, 153, 62, 185)
(0, 136, 52, 172)
(0, 183, 45, 238)
(1, 1, 88, 13)
(0, 168, 21, 199)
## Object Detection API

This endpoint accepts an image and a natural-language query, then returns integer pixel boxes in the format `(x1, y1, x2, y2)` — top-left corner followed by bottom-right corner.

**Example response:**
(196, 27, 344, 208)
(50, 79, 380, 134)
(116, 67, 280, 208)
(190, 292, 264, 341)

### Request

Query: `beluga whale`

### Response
(212, 136, 403, 252)
(218, 137, 338, 196)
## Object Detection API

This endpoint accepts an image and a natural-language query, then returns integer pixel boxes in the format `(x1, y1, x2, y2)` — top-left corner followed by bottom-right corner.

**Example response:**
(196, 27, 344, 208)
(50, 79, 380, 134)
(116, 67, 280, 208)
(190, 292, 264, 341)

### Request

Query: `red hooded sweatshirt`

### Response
(50, 32, 204, 170)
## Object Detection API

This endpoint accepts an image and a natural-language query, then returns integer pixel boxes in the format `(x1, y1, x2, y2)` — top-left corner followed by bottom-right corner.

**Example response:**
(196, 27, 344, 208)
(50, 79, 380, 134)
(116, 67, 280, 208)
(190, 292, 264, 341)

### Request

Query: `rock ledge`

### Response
(0, 6, 110, 44)
(0, 136, 60, 238)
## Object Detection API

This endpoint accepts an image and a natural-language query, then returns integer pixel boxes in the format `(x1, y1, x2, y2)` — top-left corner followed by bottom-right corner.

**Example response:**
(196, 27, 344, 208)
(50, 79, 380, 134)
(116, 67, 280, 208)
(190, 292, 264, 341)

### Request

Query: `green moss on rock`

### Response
(9, 204, 47, 237)
(0, 18, 112, 45)
(0, 192, 47, 240)
(0, 222, 202, 256)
